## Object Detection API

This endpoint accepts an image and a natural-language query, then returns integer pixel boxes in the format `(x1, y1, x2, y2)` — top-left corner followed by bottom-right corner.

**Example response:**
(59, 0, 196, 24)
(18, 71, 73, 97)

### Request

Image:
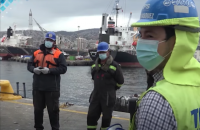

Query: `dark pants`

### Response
(87, 100, 114, 130)
(32, 90, 60, 130)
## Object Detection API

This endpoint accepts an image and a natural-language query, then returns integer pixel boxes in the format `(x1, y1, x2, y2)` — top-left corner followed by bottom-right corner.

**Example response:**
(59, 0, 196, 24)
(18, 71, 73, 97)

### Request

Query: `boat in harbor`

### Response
(0, 26, 86, 60)
(88, 0, 141, 67)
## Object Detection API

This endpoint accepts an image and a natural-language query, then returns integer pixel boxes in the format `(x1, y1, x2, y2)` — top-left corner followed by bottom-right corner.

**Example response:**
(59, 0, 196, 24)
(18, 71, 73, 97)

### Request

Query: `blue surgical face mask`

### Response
(45, 41, 53, 48)
(136, 39, 168, 71)
(99, 53, 107, 60)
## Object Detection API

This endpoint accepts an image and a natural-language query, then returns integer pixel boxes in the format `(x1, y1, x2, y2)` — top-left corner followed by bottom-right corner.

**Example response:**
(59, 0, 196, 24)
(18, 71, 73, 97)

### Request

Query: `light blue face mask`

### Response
(99, 53, 107, 60)
(136, 39, 168, 71)
(45, 41, 53, 48)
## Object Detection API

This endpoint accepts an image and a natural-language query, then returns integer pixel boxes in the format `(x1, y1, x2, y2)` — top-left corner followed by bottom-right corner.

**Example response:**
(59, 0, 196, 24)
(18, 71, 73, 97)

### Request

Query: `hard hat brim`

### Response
(97, 49, 108, 52)
(131, 17, 200, 28)
(45, 37, 56, 41)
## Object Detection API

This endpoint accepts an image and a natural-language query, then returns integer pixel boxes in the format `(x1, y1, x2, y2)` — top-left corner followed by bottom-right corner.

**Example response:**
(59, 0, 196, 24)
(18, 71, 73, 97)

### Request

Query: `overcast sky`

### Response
(0, 0, 200, 32)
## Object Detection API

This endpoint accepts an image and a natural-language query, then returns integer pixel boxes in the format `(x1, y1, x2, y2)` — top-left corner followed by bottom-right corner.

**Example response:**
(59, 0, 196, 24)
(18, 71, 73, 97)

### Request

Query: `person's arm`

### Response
(49, 53, 67, 74)
(91, 63, 96, 80)
(114, 64, 124, 89)
(27, 54, 35, 73)
(135, 91, 177, 130)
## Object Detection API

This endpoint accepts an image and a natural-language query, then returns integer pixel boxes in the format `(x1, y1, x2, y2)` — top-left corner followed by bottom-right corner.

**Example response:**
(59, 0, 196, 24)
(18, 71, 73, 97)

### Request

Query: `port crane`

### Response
(33, 18, 47, 38)
(33, 18, 78, 49)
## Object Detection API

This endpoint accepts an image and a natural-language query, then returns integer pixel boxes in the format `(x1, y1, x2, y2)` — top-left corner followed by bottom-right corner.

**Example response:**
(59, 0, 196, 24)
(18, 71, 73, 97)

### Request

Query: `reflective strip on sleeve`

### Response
(101, 127, 108, 130)
(109, 65, 116, 71)
(116, 83, 122, 87)
(91, 64, 95, 68)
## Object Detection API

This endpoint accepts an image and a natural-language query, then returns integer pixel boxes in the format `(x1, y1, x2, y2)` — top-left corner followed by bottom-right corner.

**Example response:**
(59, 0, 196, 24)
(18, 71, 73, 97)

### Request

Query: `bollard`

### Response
(23, 82, 26, 98)
(16, 82, 19, 95)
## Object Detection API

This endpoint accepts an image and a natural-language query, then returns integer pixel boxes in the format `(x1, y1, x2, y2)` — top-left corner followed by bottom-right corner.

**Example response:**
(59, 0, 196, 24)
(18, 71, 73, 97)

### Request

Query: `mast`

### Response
(29, 9, 33, 36)
(113, 0, 122, 27)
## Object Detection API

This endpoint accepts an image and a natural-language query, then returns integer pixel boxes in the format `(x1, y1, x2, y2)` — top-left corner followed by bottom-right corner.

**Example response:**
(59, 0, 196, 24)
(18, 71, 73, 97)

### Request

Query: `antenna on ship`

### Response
(113, 0, 122, 27)
(29, 9, 33, 36)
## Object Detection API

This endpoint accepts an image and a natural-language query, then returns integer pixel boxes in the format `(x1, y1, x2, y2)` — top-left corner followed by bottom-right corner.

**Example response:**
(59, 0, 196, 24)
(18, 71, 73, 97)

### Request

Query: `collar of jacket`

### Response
(95, 55, 113, 71)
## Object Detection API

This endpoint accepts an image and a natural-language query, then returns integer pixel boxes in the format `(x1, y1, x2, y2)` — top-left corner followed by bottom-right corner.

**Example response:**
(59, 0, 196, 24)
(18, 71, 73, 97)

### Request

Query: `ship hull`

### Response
(88, 48, 142, 67)
(114, 51, 142, 67)
(0, 46, 27, 60)
(0, 46, 88, 60)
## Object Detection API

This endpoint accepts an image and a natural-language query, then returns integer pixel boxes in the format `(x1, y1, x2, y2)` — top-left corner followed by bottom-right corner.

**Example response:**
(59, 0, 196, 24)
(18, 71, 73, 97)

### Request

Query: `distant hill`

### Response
(0, 28, 100, 44)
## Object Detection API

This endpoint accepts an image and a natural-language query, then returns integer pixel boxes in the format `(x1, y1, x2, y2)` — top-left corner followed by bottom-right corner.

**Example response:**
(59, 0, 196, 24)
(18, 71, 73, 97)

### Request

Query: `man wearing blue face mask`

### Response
(108, 0, 200, 130)
(27, 31, 67, 130)
(87, 42, 124, 130)
(128, 0, 200, 130)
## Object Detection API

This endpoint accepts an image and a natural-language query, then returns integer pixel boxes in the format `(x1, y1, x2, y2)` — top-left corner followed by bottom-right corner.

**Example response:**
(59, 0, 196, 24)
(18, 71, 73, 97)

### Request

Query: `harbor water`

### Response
(0, 61, 147, 106)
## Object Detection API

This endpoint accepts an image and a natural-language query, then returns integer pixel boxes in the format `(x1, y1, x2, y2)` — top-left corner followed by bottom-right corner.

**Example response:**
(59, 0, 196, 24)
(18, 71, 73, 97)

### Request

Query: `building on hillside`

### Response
(76, 37, 87, 50)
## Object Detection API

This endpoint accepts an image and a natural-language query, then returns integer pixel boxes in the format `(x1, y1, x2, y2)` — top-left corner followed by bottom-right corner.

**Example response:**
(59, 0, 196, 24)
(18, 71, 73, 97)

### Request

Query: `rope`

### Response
(105, 0, 114, 13)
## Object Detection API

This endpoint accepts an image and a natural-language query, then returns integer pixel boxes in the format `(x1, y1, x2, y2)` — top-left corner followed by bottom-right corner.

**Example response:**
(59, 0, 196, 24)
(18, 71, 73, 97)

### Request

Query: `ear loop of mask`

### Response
(158, 40, 172, 58)
(160, 40, 173, 58)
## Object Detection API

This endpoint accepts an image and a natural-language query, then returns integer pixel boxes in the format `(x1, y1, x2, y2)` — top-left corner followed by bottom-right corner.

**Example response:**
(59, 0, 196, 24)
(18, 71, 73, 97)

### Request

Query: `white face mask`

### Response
(136, 39, 171, 71)
(45, 41, 53, 48)
(99, 53, 107, 60)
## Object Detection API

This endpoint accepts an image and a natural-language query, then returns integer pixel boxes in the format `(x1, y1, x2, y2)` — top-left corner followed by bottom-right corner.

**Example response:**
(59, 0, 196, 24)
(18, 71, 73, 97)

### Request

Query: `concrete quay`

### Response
(0, 98, 130, 130)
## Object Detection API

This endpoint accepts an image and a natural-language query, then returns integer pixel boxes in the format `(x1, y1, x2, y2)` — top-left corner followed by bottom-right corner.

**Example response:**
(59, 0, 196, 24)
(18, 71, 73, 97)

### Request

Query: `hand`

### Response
(40, 67, 50, 74)
(33, 67, 42, 75)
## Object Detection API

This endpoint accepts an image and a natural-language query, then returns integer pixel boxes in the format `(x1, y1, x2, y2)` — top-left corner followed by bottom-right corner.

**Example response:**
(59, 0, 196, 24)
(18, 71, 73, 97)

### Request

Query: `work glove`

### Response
(40, 67, 50, 74)
(33, 67, 42, 75)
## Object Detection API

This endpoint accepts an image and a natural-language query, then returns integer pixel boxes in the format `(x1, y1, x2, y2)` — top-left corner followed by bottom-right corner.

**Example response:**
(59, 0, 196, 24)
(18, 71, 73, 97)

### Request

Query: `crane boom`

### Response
(33, 18, 47, 38)
(33, 18, 77, 49)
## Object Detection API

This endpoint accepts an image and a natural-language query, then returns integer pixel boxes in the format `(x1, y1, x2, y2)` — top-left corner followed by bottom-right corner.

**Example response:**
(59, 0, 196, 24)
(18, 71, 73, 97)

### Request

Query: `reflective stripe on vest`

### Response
(129, 79, 200, 130)
(33, 49, 61, 68)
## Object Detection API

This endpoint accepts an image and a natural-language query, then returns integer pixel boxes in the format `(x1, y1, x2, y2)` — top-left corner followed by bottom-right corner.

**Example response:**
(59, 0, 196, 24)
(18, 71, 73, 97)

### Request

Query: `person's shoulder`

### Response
(54, 49, 62, 54)
(142, 90, 163, 100)
(136, 91, 177, 129)
(140, 90, 168, 107)
(33, 49, 41, 55)
(112, 61, 121, 67)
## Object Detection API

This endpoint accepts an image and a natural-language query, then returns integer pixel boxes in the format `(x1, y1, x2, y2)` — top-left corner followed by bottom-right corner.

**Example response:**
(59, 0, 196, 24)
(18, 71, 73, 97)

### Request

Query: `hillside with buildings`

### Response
(0, 28, 99, 49)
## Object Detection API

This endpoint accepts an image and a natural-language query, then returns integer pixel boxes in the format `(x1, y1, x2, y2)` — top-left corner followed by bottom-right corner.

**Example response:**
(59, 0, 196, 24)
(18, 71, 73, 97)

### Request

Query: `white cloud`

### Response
(38, 15, 139, 32)
(1, 14, 139, 31)
(1, 0, 200, 32)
